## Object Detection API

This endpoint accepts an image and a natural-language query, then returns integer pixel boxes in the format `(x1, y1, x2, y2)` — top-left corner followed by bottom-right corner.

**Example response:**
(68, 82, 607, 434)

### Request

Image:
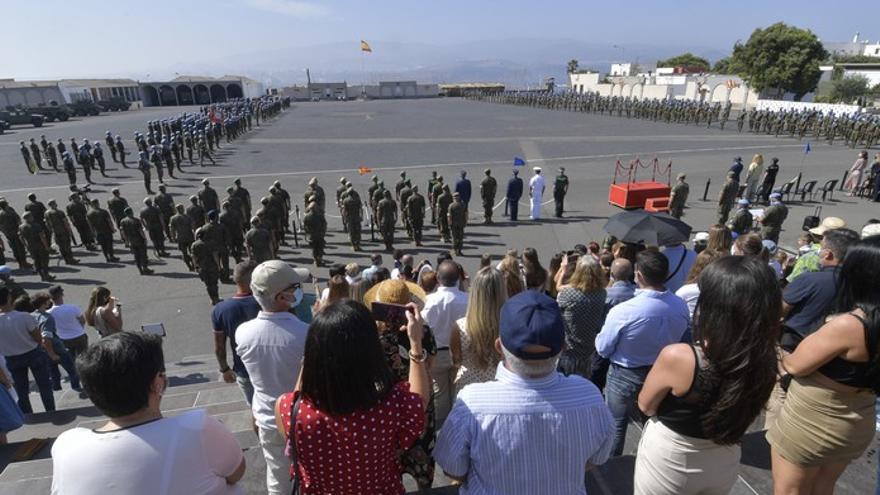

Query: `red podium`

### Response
(608, 158, 673, 210)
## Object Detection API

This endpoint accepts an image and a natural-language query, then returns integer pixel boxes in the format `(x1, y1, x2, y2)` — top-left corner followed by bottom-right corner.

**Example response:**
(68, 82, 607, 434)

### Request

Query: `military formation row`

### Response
(467, 91, 880, 148)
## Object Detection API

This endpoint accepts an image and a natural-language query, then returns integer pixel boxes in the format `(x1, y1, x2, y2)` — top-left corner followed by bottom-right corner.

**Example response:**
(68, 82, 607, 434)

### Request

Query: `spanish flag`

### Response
(360, 40, 372, 53)
(358, 166, 373, 175)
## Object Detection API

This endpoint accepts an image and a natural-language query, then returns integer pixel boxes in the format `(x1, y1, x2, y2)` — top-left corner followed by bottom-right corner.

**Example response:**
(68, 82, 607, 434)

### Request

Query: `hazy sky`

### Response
(2, 0, 874, 79)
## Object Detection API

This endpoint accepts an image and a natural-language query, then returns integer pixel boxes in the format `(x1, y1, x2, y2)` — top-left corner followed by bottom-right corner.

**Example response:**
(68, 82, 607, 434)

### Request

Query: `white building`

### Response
(140, 75, 264, 107)
(824, 33, 880, 58)
(609, 63, 632, 77)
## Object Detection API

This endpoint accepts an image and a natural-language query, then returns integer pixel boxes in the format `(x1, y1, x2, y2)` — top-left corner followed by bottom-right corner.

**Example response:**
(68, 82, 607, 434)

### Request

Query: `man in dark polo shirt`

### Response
(781, 228, 860, 349)
(212, 260, 261, 430)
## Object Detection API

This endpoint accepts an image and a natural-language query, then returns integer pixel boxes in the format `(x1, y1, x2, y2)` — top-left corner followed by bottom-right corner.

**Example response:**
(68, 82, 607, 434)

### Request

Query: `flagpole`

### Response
(361, 47, 366, 99)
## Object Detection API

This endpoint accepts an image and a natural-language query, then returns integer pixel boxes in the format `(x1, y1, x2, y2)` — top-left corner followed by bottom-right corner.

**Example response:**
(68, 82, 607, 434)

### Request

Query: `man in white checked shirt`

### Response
(435, 290, 614, 495)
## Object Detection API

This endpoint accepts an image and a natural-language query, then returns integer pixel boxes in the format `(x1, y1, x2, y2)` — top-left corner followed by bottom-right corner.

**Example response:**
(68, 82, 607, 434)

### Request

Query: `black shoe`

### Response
(52, 384, 62, 391)
(141, 268, 154, 275)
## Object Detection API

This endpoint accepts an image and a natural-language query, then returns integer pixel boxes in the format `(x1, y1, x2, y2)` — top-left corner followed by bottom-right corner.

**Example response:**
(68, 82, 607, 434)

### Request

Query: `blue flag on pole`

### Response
(804, 141, 811, 154)
(513, 157, 526, 167)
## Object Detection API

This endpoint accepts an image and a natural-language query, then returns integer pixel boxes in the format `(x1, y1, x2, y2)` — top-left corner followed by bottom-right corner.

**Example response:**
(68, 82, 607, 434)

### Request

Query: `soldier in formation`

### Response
(480, 169, 497, 225)
(377, 190, 397, 251)
(302, 201, 327, 266)
(169, 204, 196, 271)
(668, 173, 689, 219)
(448, 192, 467, 256)
(192, 229, 221, 305)
(87, 199, 120, 263)
(341, 183, 363, 251)
(716, 171, 739, 225)
(759, 193, 788, 244)
(727, 199, 753, 236)
(506, 169, 523, 221)
(45, 200, 79, 265)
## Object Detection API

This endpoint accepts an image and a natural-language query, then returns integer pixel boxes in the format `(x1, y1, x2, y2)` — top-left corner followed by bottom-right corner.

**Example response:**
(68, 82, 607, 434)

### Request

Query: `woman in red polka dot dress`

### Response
(275, 299, 432, 495)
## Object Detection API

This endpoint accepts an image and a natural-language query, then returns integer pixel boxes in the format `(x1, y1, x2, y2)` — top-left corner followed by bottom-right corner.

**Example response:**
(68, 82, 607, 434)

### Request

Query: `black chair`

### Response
(795, 180, 818, 202)
(819, 179, 839, 202)
(775, 178, 797, 202)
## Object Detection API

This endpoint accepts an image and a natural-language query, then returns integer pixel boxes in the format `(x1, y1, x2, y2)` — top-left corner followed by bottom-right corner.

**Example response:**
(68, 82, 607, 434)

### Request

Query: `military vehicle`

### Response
(27, 104, 71, 122)
(0, 120, 7, 134)
(98, 97, 131, 111)
(0, 109, 44, 127)
(69, 100, 102, 116)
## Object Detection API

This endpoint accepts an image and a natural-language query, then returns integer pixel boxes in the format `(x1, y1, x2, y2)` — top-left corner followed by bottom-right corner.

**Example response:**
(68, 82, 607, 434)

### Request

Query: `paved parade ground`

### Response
(0, 98, 877, 493)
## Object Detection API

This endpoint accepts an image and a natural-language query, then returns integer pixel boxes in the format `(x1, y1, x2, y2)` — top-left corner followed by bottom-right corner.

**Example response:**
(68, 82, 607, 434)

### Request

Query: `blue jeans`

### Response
(605, 363, 650, 456)
(49, 336, 80, 390)
(6, 347, 55, 414)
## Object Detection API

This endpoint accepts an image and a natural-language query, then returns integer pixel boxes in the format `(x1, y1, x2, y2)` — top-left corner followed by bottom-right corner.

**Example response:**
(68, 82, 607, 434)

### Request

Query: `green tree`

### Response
(712, 56, 733, 74)
(567, 59, 579, 74)
(728, 22, 828, 100)
(829, 74, 871, 103)
(656, 53, 710, 71)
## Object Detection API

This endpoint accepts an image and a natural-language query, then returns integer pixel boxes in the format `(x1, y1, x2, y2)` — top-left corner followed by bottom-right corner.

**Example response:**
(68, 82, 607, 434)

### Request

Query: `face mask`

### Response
(290, 288, 304, 309)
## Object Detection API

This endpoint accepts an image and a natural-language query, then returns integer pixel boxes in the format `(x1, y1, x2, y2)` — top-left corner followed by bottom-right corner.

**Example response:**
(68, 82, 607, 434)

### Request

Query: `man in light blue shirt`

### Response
(595, 250, 689, 456)
(435, 290, 614, 495)
(660, 241, 696, 294)
(360, 253, 383, 283)
(604, 258, 636, 311)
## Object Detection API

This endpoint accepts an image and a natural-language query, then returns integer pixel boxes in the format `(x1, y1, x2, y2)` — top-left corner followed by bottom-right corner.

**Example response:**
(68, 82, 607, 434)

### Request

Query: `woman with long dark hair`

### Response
(84, 286, 123, 337)
(634, 256, 781, 494)
(274, 300, 431, 495)
(767, 237, 880, 494)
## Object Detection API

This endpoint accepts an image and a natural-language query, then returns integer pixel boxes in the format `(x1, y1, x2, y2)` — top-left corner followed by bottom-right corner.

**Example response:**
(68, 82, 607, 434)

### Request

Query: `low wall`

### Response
(755, 99, 862, 116)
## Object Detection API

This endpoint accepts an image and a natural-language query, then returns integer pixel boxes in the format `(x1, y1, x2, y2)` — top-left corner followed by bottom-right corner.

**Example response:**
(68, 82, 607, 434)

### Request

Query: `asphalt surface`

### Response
(1, 98, 877, 494)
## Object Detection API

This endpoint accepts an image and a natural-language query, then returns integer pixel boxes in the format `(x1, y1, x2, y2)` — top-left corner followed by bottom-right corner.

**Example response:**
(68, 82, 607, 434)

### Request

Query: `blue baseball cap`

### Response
(500, 291, 565, 360)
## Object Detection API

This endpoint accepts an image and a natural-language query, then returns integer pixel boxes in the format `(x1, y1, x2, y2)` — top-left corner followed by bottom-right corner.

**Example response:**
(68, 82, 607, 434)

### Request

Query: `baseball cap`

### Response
(809, 217, 846, 236)
(250, 260, 310, 299)
(0, 266, 11, 276)
(500, 291, 564, 360)
(862, 223, 880, 239)
(737, 199, 749, 206)
(762, 239, 778, 255)
(48, 285, 64, 297)
(693, 232, 710, 243)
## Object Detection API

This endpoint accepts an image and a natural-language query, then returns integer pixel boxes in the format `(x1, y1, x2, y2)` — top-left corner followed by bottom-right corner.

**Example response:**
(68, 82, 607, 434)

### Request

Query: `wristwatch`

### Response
(219, 365, 231, 373)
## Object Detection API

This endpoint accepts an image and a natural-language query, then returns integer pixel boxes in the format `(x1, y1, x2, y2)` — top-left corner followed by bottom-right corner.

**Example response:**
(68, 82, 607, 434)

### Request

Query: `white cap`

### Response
(250, 260, 310, 300)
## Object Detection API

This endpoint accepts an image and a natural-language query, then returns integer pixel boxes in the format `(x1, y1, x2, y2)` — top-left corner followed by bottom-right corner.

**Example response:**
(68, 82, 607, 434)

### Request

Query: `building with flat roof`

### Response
(0, 78, 141, 108)
(140, 75, 264, 106)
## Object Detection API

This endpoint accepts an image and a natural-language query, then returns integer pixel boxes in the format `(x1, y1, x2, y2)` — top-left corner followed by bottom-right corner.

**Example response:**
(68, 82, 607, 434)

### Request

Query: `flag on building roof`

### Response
(358, 166, 373, 175)
(360, 40, 372, 53)
(513, 157, 526, 167)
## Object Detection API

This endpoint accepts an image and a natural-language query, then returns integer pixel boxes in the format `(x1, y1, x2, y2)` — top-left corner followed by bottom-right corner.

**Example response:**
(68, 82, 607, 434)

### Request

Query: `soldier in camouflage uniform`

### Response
(45, 200, 79, 265)
(231, 178, 252, 222)
(273, 181, 292, 233)
(726, 199, 753, 236)
(716, 172, 739, 225)
(220, 201, 245, 263)
(302, 201, 327, 266)
(140, 197, 169, 258)
(479, 169, 497, 224)
(303, 177, 325, 212)
(336, 177, 349, 233)
(24, 193, 51, 248)
(553, 167, 569, 218)
(436, 184, 453, 242)
(20, 212, 54, 281)
(0, 198, 30, 270)
(342, 184, 363, 251)
(395, 171, 408, 200)
(245, 216, 274, 264)
(107, 188, 129, 231)
(406, 186, 426, 246)
(399, 180, 414, 240)
(86, 199, 120, 263)
(186, 195, 206, 232)
(169, 204, 196, 271)
(377, 190, 397, 251)
(119, 207, 152, 274)
(431, 176, 445, 226)
(427, 171, 440, 225)
(668, 173, 689, 219)
(759, 193, 788, 244)
(66, 192, 96, 251)
(197, 210, 230, 283)
(154, 184, 175, 240)
(192, 229, 221, 305)
(448, 192, 467, 256)
(198, 179, 220, 215)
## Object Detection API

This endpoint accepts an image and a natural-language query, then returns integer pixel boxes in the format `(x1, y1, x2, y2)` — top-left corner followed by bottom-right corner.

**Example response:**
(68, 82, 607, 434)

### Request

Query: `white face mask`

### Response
(290, 288, 304, 309)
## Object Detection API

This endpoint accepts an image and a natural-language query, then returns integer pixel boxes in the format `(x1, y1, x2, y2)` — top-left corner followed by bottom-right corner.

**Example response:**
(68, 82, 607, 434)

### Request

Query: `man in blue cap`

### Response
(727, 198, 753, 236)
(435, 290, 614, 494)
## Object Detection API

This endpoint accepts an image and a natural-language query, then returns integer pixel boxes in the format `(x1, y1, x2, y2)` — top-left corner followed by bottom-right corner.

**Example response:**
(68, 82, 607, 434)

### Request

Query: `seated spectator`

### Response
(521, 248, 547, 292)
(692, 232, 709, 254)
(605, 258, 636, 310)
(767, 237, 880, 494)
(588, 242, 601, 261)
(451, 267, 506, 394)
(31, 292, 81, 391)
(236, 260, 311, 495)
(706, 224, 733, 253)
(418, 270, 438, 294)
(319, 264, 346, 302)
(0, 286, 55, 414)
(391, 254, 414, 280)
(47, 285, 89, 360)
(325, 275, 349, 306)
(415, 259, 433, 283)
(373, 267, 391, 284)
(435, 290, 614, 494)
(275, 300, 430, 494)
(343, 262, 361, 285)
(763, 240, 784, 279)
(546, 252, 563, 298)
(348, 278, 374, 303)
(781, 229, 860, 350)
(556, 256, 607, 379)
(595, 250, 690, 456)
(599, 251, 614, 280)
(361, 254, 383, 283)
(635, 256, 781, 494)
(787, 217, 846, 283)
(660, 240, 697, 293)
(675, 250, 722, 320)
(51, 332, 246, 494)
(364, 279, 438, 490)
(84, 286, 123, 338)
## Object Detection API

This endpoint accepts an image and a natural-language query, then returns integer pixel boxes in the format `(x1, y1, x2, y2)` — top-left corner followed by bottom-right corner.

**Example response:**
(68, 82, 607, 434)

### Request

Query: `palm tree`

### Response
(567, 59, 579, 74)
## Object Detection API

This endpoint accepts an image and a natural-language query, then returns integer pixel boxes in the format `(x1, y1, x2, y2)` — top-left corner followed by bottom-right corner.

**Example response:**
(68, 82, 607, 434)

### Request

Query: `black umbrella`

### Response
(603, 210, 692, 246)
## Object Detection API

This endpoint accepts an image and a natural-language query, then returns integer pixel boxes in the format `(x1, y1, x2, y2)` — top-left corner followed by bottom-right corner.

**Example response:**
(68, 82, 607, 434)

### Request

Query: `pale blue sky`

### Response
(2, 0, 874, 79)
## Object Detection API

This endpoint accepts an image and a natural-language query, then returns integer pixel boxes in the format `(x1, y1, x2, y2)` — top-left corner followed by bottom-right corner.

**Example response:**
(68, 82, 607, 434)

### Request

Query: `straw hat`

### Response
(363, 279, 427, 311)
